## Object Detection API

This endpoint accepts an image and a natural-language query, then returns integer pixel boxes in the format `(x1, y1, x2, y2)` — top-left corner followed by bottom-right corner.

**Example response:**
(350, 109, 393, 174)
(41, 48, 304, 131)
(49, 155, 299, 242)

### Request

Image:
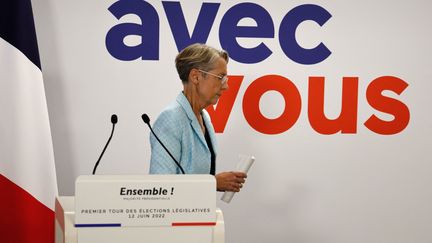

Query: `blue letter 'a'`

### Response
(106, 0, 159, 61)
(279, 4, 332, 65)
(163, 2, 220, 51)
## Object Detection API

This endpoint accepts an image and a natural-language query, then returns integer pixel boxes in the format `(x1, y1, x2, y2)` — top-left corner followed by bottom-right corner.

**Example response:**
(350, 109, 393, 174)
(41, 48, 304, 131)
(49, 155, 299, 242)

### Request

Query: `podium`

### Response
(55, 175, 225, 243)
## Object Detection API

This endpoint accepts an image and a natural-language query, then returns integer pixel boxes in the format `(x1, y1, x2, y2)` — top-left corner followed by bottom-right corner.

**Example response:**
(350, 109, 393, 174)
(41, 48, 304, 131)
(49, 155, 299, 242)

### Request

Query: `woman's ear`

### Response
(189, 68, 200, 84)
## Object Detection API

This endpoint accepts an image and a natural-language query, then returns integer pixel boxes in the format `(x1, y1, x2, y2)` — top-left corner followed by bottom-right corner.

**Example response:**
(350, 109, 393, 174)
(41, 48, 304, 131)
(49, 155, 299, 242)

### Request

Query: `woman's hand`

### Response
(215, 171, 247, 192)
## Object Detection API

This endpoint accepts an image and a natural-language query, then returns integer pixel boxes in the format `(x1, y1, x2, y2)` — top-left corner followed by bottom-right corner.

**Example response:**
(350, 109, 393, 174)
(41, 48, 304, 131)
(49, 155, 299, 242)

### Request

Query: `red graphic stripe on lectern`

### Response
(0, 174, 55, 243)
(172, 222, 216, 226)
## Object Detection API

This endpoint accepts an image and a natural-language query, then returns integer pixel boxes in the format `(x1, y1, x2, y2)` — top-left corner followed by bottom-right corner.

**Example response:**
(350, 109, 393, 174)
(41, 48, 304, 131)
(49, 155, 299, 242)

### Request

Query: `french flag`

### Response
(0, 0, 58, 242)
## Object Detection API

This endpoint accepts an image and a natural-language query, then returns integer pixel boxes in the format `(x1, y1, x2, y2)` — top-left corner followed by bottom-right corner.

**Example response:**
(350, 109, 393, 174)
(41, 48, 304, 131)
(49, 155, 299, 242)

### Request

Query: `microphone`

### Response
(92, 114, 118, 175)
(141, 113, 185, 174)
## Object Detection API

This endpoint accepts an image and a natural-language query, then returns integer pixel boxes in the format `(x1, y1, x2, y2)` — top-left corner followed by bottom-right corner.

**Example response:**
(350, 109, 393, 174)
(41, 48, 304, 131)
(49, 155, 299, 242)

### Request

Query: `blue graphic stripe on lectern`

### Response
(75, 223, 121, 228)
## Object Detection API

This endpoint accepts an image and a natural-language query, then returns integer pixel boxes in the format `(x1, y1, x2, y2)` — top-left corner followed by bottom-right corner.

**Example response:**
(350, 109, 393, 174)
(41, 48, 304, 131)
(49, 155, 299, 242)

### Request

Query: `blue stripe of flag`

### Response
(0, 0, 41, 70)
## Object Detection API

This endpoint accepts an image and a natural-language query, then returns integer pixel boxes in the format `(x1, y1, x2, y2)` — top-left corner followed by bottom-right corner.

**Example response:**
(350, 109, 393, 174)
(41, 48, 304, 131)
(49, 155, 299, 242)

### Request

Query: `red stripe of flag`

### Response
(0, 174, 55, 243)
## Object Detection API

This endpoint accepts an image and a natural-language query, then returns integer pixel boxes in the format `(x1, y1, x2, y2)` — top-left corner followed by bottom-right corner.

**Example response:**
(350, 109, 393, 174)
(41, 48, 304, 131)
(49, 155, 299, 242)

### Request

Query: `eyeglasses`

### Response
(198, 69, 228, 85)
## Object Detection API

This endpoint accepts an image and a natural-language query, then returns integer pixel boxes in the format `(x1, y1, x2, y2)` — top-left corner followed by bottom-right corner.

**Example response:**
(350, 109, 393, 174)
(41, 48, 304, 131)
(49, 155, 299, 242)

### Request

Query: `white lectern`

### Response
(55, 175, 225, 243)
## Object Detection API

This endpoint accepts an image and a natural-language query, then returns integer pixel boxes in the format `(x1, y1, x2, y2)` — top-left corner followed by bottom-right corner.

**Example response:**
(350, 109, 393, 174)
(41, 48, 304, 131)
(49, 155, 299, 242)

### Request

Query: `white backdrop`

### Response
(32, 0, 432, 242)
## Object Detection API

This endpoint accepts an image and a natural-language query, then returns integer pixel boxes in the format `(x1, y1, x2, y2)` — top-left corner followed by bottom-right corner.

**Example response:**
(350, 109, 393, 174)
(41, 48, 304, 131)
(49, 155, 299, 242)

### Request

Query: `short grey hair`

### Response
(175, 43, 229, 83)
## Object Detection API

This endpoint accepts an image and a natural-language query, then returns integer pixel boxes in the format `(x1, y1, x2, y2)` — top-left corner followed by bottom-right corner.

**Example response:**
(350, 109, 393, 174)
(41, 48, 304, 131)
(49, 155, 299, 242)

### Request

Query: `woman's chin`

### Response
(211, 96, 220, 105)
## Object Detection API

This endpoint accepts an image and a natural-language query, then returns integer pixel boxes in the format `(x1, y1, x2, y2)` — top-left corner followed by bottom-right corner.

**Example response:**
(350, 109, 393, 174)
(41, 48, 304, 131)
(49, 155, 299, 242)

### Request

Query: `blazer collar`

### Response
(176, 92, 208, 149)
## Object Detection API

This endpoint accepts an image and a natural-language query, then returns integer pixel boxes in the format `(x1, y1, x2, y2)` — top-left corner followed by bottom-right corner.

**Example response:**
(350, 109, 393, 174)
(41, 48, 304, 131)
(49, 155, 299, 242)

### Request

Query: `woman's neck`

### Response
(183, 84, 204, 118)
(183, 85, 206, 133)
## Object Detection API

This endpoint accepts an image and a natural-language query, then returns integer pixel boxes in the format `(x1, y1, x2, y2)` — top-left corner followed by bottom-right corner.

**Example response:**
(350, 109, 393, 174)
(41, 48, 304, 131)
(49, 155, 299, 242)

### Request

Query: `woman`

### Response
(149, 43, 246, 192)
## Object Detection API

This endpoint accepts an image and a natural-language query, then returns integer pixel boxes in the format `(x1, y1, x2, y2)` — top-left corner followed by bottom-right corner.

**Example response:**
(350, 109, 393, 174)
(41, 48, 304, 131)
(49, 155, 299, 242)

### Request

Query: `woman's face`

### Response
(197, 57, 229, 107)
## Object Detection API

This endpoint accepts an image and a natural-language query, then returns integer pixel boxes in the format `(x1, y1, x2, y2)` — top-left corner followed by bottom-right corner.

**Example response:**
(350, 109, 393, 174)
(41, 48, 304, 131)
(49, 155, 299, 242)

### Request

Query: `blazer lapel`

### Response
(202, 110, 218, 155)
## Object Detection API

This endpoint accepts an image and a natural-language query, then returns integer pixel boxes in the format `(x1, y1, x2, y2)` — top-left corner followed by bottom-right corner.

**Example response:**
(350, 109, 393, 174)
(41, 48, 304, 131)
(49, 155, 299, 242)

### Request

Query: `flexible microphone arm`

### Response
(92, 114, 118, 175)
(142, 114, 185, 174)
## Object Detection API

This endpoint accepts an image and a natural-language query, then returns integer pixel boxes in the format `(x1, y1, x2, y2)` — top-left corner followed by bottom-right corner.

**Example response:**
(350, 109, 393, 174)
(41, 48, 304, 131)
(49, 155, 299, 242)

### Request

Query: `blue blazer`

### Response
(149, 92, 218, 174)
